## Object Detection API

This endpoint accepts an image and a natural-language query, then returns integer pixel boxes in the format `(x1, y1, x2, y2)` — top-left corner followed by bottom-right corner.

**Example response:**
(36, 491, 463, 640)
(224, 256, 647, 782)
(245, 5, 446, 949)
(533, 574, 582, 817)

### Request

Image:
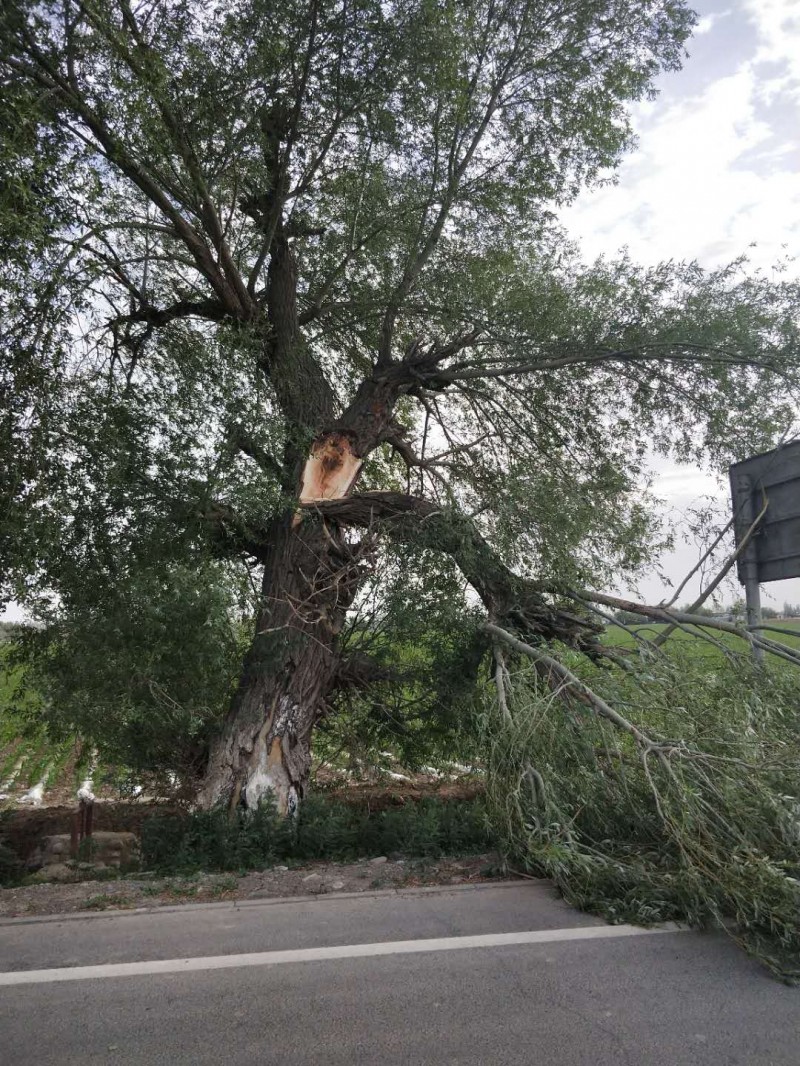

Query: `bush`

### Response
(141, 795, 491, 873)
(8, 563, 248, 780)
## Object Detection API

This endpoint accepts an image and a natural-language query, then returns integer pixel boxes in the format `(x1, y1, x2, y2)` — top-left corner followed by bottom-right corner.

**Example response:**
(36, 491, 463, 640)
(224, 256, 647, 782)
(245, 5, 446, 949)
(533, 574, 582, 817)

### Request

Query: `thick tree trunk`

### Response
(197, 226, 469, 812)
(198, 501, 361, 813)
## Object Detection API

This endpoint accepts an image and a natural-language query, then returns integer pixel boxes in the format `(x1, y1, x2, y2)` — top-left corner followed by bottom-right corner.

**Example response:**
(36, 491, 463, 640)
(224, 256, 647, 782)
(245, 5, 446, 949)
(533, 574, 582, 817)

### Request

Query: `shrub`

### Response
(141, 795, 491, 873)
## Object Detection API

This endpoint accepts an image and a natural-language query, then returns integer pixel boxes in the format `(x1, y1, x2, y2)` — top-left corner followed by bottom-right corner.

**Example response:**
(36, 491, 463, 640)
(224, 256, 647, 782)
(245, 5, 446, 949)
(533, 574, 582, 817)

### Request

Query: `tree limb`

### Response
(301, 491, 603, 650)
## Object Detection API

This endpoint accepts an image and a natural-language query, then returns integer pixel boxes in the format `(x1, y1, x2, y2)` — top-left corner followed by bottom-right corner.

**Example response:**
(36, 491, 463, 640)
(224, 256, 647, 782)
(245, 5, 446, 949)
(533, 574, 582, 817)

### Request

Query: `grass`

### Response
(137, 874, 239, 899)
(84, 893, 136, 910)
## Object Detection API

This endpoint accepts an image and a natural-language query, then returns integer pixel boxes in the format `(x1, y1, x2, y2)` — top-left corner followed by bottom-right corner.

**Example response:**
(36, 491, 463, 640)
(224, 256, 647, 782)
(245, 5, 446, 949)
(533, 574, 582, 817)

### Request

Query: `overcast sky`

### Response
(562, 0, 800, 609)
(3, 1, 799, 622)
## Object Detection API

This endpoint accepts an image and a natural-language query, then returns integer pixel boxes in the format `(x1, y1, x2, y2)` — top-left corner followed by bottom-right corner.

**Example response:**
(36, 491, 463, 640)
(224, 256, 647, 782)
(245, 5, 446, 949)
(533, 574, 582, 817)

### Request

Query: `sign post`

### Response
(732, 472, 763, 663)
(729, 441, 800, 663)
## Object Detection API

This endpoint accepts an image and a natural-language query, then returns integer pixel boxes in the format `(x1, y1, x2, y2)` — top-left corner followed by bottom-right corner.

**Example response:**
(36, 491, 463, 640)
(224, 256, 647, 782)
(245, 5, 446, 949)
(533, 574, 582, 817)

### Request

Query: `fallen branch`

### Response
(654, 494, 768, 646)
(569, 591, 800, 668)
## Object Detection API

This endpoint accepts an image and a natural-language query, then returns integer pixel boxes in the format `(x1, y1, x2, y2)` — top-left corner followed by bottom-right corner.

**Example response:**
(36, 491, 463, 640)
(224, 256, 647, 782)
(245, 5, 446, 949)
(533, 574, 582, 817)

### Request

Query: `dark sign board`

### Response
(729, 441, 800, 583)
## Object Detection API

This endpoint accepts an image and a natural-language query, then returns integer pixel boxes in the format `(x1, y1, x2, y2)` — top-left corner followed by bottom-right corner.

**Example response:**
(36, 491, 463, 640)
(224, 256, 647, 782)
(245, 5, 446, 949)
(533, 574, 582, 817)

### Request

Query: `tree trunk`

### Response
(198, 211, 410, 811)
(198, 501, 362, 813)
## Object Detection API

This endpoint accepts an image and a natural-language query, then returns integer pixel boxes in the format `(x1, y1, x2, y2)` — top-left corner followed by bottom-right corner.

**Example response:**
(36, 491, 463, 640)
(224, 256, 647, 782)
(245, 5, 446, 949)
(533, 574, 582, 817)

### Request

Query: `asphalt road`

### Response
(0, 881, 797, 1065)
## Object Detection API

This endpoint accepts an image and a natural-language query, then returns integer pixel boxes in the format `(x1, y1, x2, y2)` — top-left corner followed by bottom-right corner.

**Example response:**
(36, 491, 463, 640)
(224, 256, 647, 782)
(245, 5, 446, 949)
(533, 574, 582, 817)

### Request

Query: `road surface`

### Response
(0, 880, 797, 1064)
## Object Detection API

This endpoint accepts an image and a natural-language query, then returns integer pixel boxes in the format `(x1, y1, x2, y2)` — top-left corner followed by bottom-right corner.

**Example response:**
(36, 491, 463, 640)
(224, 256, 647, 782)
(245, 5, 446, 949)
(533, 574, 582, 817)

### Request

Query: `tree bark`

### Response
(198, 508, 363, 813)
(199, 213, 419, 810)
(306, 492, 603, 648)
(198, 482, 607, 813)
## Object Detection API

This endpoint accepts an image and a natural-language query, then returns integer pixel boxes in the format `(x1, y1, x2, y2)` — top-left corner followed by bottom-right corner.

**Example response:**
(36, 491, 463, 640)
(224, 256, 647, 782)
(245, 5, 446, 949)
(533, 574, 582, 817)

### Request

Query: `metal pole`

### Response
(735, 474, 764, 665)
(744, 569, 764, 665)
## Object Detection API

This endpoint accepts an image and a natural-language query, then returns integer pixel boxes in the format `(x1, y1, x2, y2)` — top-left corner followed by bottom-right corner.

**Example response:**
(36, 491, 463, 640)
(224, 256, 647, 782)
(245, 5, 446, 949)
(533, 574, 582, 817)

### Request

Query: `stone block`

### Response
(30, 831, 140, 871)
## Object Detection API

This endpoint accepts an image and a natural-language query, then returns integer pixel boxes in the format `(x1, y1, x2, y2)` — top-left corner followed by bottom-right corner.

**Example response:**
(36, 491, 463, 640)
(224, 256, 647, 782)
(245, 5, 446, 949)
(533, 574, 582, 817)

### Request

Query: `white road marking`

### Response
(0, 923, 686, 986)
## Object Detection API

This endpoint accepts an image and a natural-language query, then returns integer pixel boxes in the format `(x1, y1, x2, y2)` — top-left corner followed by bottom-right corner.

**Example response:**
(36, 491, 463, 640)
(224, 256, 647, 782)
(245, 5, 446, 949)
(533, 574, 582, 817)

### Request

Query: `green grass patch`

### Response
(606, 619, 800, 662)
(84, 893, 136, 910)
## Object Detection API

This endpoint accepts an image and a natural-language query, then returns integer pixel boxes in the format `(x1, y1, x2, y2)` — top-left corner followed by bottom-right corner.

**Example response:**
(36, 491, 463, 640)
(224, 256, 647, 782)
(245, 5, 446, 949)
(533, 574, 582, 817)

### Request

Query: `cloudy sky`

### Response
(562, 0, 800, 609)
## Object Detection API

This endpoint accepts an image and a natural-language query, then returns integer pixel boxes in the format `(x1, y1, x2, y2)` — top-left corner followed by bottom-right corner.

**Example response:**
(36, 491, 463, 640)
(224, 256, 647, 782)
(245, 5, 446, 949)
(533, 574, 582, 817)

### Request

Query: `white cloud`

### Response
(562, 1, 800, 270)
(562, 1, 800, 604)
(744, 0, 800, 98)
(694, 10, 731, 36)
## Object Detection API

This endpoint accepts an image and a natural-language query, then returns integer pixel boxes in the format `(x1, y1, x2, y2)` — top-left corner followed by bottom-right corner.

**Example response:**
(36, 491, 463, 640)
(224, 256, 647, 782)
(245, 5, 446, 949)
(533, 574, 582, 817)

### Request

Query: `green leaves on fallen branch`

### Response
(483, 649, 800, 981)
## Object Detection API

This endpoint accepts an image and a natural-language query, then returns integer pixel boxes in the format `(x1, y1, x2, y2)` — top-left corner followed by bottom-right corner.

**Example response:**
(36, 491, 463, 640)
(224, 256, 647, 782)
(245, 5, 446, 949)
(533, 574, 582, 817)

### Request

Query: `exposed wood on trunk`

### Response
(298, 433, 363, 505)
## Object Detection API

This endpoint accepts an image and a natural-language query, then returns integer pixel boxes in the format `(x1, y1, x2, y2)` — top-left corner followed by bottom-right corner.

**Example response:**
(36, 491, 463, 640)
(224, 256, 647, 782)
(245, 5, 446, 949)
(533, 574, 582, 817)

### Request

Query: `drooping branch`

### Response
(486, 622, 668, 753)
(572, 590, 800, 668)
(301, 491, 603, 651)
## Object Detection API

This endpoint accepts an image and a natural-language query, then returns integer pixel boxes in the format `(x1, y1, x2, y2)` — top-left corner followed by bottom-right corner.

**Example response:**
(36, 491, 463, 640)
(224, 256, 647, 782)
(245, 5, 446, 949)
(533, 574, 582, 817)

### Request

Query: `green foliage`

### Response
(319, 548, 487, 770)
(8, 562, 248, 779)
(484, 651, 800, 980)
(0, 640, 43, 734)
(2, 0, 800, 877)
(4, 0, 793, 623)
(141, 794, 490, 874)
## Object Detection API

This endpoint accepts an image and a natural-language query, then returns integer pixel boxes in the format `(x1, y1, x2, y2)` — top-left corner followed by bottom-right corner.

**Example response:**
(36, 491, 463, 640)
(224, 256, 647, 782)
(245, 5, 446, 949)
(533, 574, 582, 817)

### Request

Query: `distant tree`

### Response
(679, 603, 714, 618)
(612, 610, 651, 625)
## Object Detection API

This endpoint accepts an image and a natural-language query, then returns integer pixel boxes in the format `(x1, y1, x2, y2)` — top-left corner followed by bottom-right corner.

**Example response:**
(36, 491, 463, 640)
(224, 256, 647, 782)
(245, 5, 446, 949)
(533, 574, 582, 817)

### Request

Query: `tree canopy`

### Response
(3, 0, 798, 618)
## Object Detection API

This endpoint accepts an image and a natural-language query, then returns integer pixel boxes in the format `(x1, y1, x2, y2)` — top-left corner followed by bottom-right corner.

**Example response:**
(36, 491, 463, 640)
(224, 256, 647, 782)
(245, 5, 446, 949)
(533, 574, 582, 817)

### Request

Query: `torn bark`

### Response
(198, 512, 367, 812)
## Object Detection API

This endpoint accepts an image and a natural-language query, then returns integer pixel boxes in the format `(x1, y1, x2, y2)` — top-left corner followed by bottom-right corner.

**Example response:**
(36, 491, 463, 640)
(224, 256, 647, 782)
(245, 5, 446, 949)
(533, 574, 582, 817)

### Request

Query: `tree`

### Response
(11, 562, 249, 780)
(612, 610, 650, 625)
(3, 0, 800, 815)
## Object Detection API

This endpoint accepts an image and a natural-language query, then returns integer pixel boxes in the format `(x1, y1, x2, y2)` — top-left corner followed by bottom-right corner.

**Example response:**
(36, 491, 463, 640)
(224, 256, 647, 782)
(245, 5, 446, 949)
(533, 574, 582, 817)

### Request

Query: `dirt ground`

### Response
(0, 852, 510, 918)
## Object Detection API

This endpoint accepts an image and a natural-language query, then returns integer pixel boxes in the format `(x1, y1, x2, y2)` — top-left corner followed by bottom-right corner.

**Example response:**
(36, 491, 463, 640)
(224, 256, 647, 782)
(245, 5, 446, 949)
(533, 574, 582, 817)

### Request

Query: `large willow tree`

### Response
(3, 0, 799, 812)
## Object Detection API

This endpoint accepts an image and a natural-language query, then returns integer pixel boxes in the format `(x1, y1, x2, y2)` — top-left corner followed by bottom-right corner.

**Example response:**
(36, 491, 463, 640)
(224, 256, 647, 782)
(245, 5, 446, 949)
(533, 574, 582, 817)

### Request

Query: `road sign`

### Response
(729, 441, 800, 584)
(729, 441, 800, 664)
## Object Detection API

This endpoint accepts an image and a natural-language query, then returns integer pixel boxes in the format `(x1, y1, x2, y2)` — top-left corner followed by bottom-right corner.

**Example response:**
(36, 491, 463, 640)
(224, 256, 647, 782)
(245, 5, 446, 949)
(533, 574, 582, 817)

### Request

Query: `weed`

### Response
(84, 894, 135, 910)
(206, 874, 238, 897)
(163, 879, 201, 897)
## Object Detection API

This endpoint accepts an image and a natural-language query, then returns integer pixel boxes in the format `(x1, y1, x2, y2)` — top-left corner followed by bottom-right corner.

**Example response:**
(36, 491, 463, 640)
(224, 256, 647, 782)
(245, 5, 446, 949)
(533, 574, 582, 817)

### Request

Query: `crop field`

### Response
(0, 642, 87, 806)
(606, 617, 800, 662)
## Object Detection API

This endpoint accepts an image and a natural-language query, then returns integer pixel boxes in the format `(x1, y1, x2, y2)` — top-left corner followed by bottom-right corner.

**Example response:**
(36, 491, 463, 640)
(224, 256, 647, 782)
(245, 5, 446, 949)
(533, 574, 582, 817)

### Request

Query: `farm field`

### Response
(606, 618, 800, 660)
